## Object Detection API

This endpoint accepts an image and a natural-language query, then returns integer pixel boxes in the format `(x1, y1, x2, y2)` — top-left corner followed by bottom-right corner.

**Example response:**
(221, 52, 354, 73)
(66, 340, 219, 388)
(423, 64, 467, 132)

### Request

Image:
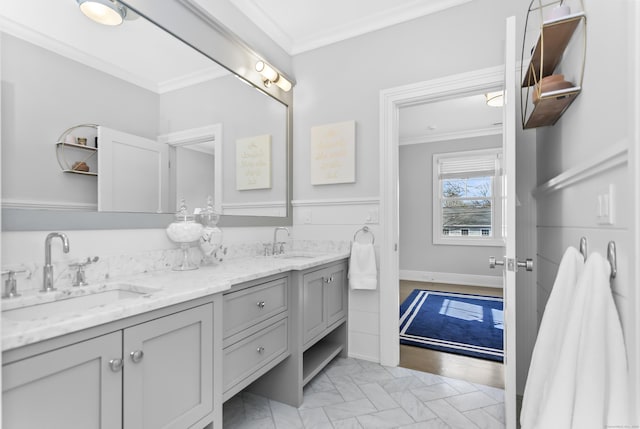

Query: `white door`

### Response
(500, 15, 519, 429)
(98, 126, 169, 213)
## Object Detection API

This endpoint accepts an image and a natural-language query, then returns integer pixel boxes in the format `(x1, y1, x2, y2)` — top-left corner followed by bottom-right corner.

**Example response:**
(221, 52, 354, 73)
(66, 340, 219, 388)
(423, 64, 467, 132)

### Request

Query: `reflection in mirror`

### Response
(0, 0, 288, 218)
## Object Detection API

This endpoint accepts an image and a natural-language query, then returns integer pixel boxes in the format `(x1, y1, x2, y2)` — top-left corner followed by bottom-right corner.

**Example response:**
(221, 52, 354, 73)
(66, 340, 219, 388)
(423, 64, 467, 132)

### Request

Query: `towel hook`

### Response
(579, 236, 588, 262)
(353, 226, 375, 244)
(607, 241, 617, 279)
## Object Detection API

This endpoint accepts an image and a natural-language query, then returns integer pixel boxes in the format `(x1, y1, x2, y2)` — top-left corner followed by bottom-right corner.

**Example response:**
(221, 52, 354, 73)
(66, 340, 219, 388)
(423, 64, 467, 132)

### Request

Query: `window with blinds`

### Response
(432, 148, 503, 246)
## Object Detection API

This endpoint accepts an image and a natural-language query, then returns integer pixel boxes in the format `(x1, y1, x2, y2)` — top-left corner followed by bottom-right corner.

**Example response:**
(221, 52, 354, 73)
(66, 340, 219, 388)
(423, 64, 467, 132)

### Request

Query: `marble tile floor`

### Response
(223, 357, 505, 429)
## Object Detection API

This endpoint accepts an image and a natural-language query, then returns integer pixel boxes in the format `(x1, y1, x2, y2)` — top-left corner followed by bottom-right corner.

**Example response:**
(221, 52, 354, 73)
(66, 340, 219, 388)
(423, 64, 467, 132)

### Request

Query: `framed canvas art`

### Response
(310, 120, 356, 185)
(235, 134, 272, 190)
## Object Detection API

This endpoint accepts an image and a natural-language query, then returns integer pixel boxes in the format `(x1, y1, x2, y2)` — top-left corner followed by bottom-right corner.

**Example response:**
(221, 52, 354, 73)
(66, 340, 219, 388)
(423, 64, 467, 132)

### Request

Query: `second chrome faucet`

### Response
(42, 232, 70, 292)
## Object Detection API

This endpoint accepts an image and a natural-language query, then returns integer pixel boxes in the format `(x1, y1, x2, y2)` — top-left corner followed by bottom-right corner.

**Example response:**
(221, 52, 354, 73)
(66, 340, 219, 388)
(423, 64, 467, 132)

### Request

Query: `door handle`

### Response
(517, 259, 534, 272)
(489, 257, 533, 272)
(488, 256, 504, 269)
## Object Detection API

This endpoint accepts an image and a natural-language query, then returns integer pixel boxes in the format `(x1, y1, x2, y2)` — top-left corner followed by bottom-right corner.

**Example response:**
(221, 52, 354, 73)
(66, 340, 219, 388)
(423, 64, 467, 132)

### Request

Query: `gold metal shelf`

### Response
(523, 86, 581, 129)
(522, 12, 586, 88)
(520, 1, 586, 129)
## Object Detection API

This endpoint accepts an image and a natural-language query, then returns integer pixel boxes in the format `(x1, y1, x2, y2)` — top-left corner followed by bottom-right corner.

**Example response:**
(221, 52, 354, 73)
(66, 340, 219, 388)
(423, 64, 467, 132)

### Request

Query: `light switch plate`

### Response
(596, 184, 614, 225)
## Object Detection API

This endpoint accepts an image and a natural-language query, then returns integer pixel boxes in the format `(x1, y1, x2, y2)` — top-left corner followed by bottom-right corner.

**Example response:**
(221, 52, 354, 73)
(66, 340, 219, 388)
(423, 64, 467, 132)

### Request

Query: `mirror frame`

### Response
(1, 0, 293, 230)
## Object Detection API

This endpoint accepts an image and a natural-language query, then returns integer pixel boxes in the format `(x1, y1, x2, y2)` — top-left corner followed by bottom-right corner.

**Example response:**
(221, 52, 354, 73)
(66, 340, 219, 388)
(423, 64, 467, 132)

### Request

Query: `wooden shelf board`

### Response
(302, 341, 343, 386)
(523, 87, 581, 129)
(522, 12, 585, 88)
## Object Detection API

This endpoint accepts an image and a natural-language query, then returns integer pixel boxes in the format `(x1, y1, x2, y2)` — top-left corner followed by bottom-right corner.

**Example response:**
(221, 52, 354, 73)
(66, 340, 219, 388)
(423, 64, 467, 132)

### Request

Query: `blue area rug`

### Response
(399, 289, 504, 362)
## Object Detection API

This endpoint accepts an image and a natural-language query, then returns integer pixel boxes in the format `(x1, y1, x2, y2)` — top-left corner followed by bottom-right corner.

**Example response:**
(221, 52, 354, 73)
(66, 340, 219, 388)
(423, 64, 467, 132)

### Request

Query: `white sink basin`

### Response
(2, 284, 159, 321)
(273, 252, 322, 260)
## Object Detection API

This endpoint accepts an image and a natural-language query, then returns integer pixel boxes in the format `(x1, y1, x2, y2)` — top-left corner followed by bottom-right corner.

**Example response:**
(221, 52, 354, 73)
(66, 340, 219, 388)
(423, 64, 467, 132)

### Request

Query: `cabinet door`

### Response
(326, 263, 347, 327)
(123, 303, 213, 429)
(2, 332, 122, 429)
(302, 269, 326, 345)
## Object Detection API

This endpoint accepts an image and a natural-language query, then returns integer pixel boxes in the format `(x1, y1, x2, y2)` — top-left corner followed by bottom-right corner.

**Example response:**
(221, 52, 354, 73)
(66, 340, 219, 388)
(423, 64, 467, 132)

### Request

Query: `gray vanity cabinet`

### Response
(2, 301, 216, 429)
(2, 332, 122, 429)
(303, 262, 348, 347)
(248, 259, 348, 407)
(123, 303, 213, 429)
(222, 275, 290, 401)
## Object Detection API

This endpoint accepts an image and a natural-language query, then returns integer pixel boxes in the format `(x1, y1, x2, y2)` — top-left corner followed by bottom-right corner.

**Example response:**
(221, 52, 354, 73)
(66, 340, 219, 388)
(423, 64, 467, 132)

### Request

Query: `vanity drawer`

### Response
(223, 277, 288, 338)
(223, 318, 288, 393)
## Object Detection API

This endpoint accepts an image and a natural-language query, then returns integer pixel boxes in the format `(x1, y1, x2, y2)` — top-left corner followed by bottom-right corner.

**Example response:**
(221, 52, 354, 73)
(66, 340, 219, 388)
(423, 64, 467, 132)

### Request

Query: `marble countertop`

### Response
(1, 251, 349, 351)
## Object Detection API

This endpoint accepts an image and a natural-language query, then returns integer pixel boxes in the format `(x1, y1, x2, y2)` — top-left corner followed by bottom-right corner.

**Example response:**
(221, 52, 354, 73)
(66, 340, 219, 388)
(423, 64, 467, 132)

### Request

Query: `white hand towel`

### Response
(348, 242, 377, 290)
(569, 252, 630, 428)
(523, 250, 631, 429)
(520, 246, 584, 429)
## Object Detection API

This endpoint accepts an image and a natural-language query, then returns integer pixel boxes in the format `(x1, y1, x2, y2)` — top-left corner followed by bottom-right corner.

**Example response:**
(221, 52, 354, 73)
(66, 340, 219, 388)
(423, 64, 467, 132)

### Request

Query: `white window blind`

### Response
(437, 155, 500, 179)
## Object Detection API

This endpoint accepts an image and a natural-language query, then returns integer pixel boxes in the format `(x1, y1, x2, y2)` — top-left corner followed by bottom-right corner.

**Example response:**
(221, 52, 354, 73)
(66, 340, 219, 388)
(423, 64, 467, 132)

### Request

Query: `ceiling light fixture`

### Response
(77, 0, 127, 26)
(255, 61, 292, 92)
(485, 91, 504, 107)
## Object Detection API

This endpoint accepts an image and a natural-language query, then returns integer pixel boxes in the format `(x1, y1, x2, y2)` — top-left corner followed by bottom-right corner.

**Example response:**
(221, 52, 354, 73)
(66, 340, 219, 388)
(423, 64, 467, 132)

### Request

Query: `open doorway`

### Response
(397, 93, 505, 388)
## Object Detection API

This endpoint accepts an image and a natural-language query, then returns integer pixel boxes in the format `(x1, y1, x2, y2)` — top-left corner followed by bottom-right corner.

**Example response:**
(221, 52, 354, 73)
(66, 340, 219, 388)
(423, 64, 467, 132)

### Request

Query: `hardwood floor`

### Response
(399, 280, 505, 389)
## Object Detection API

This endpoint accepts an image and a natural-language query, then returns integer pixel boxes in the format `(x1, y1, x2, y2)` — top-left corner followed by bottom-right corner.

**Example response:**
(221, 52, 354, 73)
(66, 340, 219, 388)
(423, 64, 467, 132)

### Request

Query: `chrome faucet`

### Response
(272, 227, 290, 255)
(43, 232, 70, 292)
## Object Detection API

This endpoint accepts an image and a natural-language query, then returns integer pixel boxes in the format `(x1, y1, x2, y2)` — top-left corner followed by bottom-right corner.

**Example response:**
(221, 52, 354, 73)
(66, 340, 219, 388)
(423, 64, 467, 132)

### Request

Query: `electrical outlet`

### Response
(365, 208, 379, 224)
(302, 209, 312, 224)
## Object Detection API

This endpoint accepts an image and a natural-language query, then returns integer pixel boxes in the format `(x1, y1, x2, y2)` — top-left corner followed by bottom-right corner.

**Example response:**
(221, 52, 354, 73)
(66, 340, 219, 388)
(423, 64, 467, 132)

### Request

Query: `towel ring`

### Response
(354, 226, 375, 244)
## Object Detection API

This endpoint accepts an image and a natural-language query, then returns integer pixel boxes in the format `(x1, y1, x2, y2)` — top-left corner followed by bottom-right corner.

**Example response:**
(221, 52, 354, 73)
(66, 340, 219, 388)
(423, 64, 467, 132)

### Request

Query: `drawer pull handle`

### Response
(109, 358, 123, 372)
(256, 346, 265, 354)
(325, 276, 334, 283)
(256, 301, 266, 309)
(130, 350, 144, 363)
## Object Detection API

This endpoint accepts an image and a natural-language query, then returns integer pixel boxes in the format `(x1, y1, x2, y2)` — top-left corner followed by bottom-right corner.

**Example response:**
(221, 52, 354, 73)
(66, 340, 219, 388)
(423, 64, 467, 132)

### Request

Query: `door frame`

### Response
(378, 65, 505, 367)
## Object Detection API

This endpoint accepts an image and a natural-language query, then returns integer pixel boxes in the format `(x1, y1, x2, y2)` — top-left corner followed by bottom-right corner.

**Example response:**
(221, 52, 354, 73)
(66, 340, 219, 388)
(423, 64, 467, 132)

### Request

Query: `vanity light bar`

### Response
(255, 61, 292, 92)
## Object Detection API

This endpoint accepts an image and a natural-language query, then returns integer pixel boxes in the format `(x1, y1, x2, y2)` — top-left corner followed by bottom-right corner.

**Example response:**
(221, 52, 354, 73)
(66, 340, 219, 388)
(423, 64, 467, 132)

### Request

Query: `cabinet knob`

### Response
(256, 346, 265, 354)
(109, 358, 123, 372)
(256, 301, 266, 309)
(130, 350, 144, 363)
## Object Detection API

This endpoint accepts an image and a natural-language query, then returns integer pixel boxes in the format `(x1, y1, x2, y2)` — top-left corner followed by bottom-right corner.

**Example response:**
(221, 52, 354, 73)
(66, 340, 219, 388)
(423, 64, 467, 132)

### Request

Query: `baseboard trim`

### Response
(400, 270, 502, 288)
(347, 352, 379, 363)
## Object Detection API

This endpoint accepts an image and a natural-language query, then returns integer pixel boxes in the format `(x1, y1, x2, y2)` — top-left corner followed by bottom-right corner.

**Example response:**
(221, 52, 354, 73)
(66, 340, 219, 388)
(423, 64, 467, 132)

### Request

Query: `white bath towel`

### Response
(348, 242, 377, 290)
(522, 250, 631, 429)
(520, 246, 584, 428)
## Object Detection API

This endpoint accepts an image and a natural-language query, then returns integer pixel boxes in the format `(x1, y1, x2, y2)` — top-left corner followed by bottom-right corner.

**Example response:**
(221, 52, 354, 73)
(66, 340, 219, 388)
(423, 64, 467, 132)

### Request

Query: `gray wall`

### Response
(292, 0, 520, 203)
(290, 0, 523, 363)
(1, 34, 158, 208)
(399, 135, 503, 279)
(534, 0, 638, 415)
(158, 75, 287, 207)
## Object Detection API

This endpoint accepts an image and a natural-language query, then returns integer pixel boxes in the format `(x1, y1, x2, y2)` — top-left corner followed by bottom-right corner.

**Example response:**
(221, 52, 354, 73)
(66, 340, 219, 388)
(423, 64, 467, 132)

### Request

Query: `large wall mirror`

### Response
(1, 0, 293, 230)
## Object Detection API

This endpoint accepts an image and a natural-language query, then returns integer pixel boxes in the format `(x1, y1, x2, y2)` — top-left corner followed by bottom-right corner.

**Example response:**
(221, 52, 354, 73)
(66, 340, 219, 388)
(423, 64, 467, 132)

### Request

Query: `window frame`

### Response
(432, 148, 504, 247)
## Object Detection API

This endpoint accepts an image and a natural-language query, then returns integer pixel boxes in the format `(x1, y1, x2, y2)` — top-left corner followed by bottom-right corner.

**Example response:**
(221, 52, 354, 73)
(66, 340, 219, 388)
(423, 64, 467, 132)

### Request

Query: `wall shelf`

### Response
(520, 2, 586, 129)
(55, 124, 99, 175)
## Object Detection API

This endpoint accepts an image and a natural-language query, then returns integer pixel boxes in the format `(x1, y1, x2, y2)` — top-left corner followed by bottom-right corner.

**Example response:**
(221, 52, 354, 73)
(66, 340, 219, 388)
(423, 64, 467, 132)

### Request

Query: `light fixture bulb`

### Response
(275, 76, 292, 92)
(255, 61, 279, 82)
(77, 0, 126, 26)
(485, 91, 504, 107)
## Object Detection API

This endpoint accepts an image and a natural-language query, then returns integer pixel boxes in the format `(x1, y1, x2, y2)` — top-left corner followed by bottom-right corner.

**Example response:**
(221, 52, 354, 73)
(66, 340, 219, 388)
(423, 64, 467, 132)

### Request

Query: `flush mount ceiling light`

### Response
(485, 91, 504, 107)
(77, 0, 127, 26)
(255, 61, 292, 92)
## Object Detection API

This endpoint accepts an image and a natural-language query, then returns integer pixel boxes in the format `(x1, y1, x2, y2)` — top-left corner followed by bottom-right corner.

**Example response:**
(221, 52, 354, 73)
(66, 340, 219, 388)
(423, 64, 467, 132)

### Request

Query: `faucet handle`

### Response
(69, 257, 99, 287)
(1, 269, 28, 298)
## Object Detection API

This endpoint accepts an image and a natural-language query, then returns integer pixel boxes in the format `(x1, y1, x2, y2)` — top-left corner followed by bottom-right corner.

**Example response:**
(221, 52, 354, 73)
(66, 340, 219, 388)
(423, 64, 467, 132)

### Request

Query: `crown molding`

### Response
(231, 0, 473, 55)
(1, 16, 226, 94)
